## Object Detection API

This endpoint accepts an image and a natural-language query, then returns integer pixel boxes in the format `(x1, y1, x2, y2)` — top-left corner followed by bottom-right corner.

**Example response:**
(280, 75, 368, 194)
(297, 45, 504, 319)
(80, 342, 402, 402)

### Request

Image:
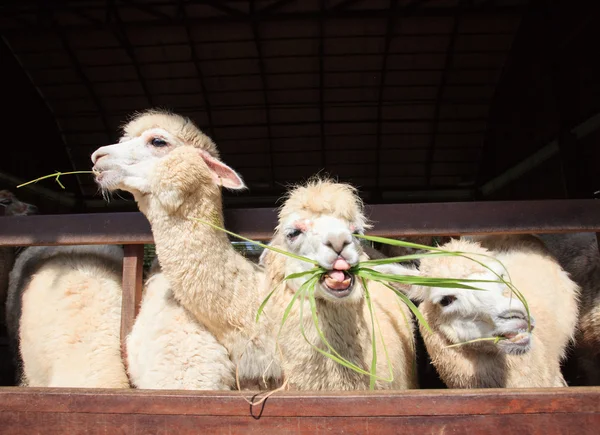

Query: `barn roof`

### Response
(1, 0, 532, 210)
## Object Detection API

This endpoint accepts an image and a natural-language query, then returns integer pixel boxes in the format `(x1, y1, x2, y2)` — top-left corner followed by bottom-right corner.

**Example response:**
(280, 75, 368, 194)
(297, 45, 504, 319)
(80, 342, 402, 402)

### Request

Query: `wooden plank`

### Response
(0, 387, 599, 417)
(120, 244, 144, 352)
(1, 199, 600, 247)
(1, 412, 599, 435)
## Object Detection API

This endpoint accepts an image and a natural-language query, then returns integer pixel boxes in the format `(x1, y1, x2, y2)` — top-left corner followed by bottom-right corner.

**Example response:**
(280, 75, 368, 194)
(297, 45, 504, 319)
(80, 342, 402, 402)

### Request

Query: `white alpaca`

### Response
(92, 110, 281, 390)
(6, 245, 129, 387)
(1, 190, 37, 329)
(126, 259, 235, 390)
(258, 179, 418, 390)
(1, 190, 38, 385)
(377, 236, 579, 388)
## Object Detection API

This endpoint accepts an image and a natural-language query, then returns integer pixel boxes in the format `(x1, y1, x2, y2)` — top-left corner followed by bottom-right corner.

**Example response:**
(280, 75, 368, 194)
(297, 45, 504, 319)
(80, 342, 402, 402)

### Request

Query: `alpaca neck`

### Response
(138, 189, 262, 337)
(271, 286, 372, 389)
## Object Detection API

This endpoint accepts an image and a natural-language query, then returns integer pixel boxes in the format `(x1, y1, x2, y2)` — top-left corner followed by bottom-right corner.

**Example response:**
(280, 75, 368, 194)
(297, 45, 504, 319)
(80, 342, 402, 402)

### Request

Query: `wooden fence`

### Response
(1, 199, 600, 434)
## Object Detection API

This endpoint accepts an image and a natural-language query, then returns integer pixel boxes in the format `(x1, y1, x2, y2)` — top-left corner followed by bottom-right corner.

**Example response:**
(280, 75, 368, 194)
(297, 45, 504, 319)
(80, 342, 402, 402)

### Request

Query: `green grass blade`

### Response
(355, 234, 447, 252)
(190, 218, 320, 266)
(361, 277, 378, 390)
(276, 273, 322, 341)
(17, 171, 96, 189)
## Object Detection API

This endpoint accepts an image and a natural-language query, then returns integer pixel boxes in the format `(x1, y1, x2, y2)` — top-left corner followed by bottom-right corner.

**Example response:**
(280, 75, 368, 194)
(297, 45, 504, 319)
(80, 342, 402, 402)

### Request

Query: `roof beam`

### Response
(110, 1, 154, 107)
(250, 0, 275, 188)
(480, 111, 600, 196)
(0, 4, 527, 34)
(179, 0, 215, 138)
(425, 2, 462, 186)
(319, 0, 326, 170)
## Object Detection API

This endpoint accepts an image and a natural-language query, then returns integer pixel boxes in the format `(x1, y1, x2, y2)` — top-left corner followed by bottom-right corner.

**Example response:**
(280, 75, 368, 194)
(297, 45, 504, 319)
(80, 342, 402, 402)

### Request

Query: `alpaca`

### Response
(536, 233, 600, 385)
(6, 245, 129, 387)
(258, 179, 418, 390)
(0, 190, 38, 386)
(0, 191, 38, 328)
(126, 259, 235, 390)
(377, 237, 579, 388)
(92, 110, 281, 389)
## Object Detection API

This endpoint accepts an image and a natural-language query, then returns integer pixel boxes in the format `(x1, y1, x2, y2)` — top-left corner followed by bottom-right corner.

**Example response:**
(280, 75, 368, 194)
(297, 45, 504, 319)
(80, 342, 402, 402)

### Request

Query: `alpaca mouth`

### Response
(321, 270, 355, 298)
(494, 330, 532, 354)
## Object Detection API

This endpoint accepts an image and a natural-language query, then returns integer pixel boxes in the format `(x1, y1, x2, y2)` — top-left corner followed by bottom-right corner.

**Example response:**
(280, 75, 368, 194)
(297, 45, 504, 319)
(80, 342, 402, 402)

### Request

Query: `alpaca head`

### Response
(415, 239, 535, 355)
(0, 190, 38, 216)
(91, 110, 245, 211)
(261, 178, 370, 303)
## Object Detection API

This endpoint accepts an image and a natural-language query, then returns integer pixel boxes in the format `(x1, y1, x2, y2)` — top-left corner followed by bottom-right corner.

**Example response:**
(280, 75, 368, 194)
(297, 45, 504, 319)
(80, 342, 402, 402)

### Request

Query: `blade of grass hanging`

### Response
(300, 280, 382, 378)
(361, 277, 378, 390)
(445, 336, 506, 348)
(276, 273, 321, 341)
(356, 234, 448, 252)
(190, 217, 321, 266)
(355, 267, 491, 291)
(256, 269, 323, 322)
(356, 269, 432, 334)
(17, 171, 96, 189)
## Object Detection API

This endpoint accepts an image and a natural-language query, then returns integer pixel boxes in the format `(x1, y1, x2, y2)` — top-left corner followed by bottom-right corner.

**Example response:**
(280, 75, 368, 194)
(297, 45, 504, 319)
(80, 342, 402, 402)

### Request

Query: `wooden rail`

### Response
(0, 387, 599, 434)
(1, 199, 599, 433)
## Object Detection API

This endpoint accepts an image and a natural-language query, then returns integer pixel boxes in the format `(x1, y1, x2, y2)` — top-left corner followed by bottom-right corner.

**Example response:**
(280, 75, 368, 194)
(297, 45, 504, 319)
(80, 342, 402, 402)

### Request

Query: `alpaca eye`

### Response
(150, 138, 168, 147)
(287, 229, 302, 240)
(439, 295, 457, 307)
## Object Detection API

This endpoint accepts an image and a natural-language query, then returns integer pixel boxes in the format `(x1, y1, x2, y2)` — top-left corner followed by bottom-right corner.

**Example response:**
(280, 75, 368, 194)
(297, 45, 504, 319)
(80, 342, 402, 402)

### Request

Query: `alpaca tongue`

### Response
(327, 270, 346, 282)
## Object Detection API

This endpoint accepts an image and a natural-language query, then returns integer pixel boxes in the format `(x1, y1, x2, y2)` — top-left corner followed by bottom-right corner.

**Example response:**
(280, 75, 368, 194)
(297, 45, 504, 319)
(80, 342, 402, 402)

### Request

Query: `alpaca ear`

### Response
(258, 242, 272, 266)
(199, 151, 246, 190)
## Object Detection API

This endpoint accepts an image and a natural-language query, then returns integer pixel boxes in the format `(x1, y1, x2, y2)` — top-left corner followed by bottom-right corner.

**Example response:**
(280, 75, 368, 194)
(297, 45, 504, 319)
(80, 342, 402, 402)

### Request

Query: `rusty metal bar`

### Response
(2, 200, 600, 247)
(120, 244, 144, 352)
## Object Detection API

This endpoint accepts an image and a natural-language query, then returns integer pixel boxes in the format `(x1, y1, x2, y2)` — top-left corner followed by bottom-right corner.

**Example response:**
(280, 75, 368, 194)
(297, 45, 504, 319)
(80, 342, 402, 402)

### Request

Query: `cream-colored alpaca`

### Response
(381, 237, 579, 388)
(6, 245, 129, 387)
(537, 233, 600, 386)
(126, 260, 235, 390)
(92, 110, 281, 389)
(1, 191, 37, 329)
(259, 179, 418, 390)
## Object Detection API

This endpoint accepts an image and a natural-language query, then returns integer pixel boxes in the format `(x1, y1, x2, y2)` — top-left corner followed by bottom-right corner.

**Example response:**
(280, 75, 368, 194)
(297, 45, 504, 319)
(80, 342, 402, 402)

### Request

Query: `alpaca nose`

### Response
(91, 149, 107, 165)
(325, 232, 352, 254)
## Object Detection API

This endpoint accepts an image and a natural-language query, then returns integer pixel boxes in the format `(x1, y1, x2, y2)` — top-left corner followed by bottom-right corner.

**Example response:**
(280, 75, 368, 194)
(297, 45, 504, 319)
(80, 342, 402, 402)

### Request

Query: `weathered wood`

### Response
(0, 388, 599, 434)
(120, 244, 144, 352)
(0, 387, 598, 416)
(1, 199, 600, 247)
(0, 412, 598, 434)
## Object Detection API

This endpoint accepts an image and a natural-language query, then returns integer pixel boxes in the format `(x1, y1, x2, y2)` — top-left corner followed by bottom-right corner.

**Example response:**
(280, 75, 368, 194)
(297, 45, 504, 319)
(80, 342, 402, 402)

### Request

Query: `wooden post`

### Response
(120, 244, 144, 352)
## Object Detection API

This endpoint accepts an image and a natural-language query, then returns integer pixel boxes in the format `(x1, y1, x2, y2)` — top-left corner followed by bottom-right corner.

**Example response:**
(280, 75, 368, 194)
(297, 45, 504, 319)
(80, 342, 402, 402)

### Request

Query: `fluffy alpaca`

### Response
(6, 245, 129, 387)
(0, 190, 38, 386)
(126, 260, 235, 390)
(537, 233, 600, 385)
(259, 179, 418, 390)
(0, 191, 38, 329)
(92, 110, 281, 389)
(378, 237, 579, 388)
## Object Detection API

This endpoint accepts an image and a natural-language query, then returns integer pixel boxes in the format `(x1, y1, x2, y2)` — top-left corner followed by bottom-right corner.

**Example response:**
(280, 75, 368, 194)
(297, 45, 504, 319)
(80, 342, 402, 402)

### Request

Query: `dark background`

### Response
(1, 0, 599, 213)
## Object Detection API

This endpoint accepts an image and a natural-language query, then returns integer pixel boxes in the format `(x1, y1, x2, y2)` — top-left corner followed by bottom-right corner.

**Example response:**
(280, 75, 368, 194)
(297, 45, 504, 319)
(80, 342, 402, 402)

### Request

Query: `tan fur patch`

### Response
(277, 177, 369, 230)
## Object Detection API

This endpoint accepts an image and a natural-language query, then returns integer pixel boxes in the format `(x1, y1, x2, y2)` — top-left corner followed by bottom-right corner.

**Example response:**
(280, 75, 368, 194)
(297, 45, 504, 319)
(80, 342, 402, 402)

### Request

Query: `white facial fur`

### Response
(419, 263, 535, 355)
(276, 212, 364, 303)
(91, 127, 245, 199)
(91, 128, 179, 197)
